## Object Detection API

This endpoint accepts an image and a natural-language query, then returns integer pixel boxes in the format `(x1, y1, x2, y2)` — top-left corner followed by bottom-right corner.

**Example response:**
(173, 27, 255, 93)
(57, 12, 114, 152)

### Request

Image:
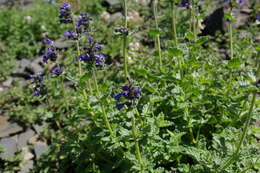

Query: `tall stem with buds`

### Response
(122, 0, 129, 78)
(152, 0, 162, 70)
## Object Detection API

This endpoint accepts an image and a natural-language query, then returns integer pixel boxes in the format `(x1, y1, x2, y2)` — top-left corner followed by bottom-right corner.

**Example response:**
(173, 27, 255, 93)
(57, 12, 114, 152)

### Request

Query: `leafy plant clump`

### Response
(1, 0, 260, 172)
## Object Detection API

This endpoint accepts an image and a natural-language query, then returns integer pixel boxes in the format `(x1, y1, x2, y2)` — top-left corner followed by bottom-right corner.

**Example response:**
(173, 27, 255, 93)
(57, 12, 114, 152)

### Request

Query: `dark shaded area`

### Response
(199, 7, 225, 36)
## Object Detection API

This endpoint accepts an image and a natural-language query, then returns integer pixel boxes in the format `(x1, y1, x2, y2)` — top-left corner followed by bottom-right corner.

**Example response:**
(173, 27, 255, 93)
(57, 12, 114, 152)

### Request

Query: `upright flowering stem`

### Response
(152, 0, 162, 70)
(229, 21, 233, 59)
(221, 55, 260, 170)
(93, 66, 113, 135)
(76, 39, 82, 75)
(132, 108, 144, 170)
(191, 0, 197, 39)
(171, 1, 178, 46)
(122, 0, 129, 78)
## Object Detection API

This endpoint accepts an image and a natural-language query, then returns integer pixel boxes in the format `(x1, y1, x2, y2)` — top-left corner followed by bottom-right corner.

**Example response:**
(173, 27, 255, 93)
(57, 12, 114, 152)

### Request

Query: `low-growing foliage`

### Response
(1, 0, 260, 172)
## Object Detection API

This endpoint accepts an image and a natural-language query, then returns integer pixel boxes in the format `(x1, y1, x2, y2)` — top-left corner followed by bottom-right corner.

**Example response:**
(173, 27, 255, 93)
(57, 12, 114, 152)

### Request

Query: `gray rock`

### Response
(18, 160, 34, 173)
(13, 59, 30, 74)
(21, 147, 34, 161)
(0, 116, 23, 138)
(0, 135, 17, 159)
(33, 123, 45, 134)
(17, 129, 35, 147)
(105, 0, 120, 6)
(2, 77, 13, 87)
(34, 144, 49, 159)
(30, 57, 43, 74)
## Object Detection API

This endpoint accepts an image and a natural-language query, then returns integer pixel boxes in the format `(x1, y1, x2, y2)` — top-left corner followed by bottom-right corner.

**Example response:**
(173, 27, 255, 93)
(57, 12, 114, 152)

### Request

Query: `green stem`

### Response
(221, 59, 260, 170)
(61, 74, 68, 111)
(171, 2, 178, 46)
(229, 22, 233, 59)
(122, 0, 129, 78)
(152, 0, 162, 70)
(191, 1, 197, 39)
(76, 40, 82, 75)
(93, 67, 113, 135)
(132, 109, 143, 170)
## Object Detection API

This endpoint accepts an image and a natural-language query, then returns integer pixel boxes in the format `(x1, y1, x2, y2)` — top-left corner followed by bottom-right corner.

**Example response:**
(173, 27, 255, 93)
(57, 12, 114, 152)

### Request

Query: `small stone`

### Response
(33, 123, 45, 134)
(34, 144, 49, 159)
(0, 135, 17, 159)
(128, 11, 143, 24)
(30, 57, 43, 74)
(110, 12, 123, 21)
(21, 147, 34, 161)
(105, 0, 120, 6)
(18, 160, 34, 173)
(101, 11, 110, 20)
(0, 116, 23, 138)
(28, 135, 46, 145)
(2, 77, 13, 87)
(17, 129, 35, 147)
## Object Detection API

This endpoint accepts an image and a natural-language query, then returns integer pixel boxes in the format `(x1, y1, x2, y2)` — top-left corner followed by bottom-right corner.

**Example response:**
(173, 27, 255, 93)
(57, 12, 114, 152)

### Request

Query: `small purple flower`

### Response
(43, 47, 57, 63)
(51, 65, 63, 76)
(95, 54, 105, 67)
(94, 45, 102, 51)
(43, 38, 54, 45)
(64, 31, 78, 40)
(115, 28, 129, 35)
(59, 2, 72, 24)
(113, 79, 141, 110)
(180, 0, 189, 7)
(221, 0, 244, 4)
(76, 13, 92, 33)
(74, 53, 91, 62)
(30, 73, 46, 97)
(116, 103, 125, 110)
(88, 37, 94, 45)
(113, 93, 122, 101)
(256, 13, 260, 22)
(33, 87, 40, 97)
(133, 88, 141, 98)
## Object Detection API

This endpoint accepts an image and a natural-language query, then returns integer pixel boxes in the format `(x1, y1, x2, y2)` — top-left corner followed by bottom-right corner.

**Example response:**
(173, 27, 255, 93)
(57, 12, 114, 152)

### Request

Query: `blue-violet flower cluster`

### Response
(30, 73, 46, 97)
(74, 37, 105, 67)
(59, 2, 72, 24)
(113, 79, 141, 110)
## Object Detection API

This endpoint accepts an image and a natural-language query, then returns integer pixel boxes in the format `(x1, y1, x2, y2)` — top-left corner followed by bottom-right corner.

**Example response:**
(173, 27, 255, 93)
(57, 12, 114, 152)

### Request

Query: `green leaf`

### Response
(227, 58, 241, 69)
(224, 13, 237, 22)
(185, 31, 195, 40)
(168, 48, 183, 57)
(148, 29, 160, 37)
(80, 71, 93, 82)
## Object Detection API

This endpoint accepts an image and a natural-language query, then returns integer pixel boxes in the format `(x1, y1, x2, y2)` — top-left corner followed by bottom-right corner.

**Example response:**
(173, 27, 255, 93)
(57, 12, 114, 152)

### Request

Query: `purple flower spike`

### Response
(95, 54, 105, 67)
(180, 0, 189, 7)
(133, 88, 141, 98)
(64, 31, 78, 40)
(59, 2, 72, 24)
(113, 93, 122, 101)
(113, 79, 141, 110)
(43, 38, 54, 45)
(43, 47, 57, 63)
(257, 13, 260, 22)
(88, 37, 94, 45)
(76, 13, 92, 33)
(94, 45, 102, 51)
(116, 103, 125, 110)
(51, 65, 63, 76)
